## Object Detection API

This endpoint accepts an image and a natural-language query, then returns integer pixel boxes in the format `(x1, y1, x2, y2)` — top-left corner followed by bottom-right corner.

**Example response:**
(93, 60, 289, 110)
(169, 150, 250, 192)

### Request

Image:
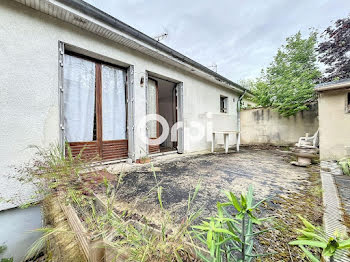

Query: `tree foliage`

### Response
(252, 32, 321, 117)
(317, 16, 350, 82)
(238, 78, 255, 91)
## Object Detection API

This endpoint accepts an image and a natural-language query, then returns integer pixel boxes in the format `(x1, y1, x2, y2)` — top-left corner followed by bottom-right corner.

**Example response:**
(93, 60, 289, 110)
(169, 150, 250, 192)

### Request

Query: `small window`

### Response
(220, 96, 228, 113)
(347, 93, 350, 113)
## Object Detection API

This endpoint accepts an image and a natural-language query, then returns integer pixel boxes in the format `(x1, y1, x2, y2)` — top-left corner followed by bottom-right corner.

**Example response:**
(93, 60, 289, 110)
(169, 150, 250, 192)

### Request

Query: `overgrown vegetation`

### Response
(251, 31, 321, 117)
(16, 144, 98, 201)
(18, 144, 350, 261)
(21, 144, 201, 261)
(102, 181, 201, 262)
(21, 145, 275, 261)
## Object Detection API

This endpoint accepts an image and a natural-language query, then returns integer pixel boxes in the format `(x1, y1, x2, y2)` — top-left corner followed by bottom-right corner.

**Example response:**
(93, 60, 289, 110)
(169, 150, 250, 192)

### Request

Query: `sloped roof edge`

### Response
(315, 78, 350, 92)
(55, 0, 248, 93)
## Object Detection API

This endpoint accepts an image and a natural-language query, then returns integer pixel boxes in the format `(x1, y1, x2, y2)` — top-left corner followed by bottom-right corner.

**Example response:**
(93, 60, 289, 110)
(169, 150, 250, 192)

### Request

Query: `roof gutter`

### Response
(55, 0, 248, 94)
(316, 82, 350, 92)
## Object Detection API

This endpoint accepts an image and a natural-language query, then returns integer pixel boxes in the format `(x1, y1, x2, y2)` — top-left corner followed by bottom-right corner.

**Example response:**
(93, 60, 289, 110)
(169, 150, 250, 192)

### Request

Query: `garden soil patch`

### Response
(93, 148, 323, 260)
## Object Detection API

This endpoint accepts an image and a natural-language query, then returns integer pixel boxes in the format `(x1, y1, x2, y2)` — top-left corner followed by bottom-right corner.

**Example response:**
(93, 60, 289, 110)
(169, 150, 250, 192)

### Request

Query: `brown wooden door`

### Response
(64, 53, 128, 161)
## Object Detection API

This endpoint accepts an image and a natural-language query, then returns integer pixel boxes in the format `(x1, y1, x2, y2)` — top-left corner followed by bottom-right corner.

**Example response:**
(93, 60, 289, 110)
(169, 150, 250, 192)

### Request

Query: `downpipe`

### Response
(237, 90, 247, 146)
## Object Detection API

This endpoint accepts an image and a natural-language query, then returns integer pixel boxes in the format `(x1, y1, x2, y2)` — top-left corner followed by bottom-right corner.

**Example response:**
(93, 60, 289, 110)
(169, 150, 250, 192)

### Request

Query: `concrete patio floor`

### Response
(105, 148, 311, 222)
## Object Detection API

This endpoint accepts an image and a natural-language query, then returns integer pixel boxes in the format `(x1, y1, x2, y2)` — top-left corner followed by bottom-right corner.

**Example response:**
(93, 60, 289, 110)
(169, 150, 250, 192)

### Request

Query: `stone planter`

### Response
(291, 147, 318, 167)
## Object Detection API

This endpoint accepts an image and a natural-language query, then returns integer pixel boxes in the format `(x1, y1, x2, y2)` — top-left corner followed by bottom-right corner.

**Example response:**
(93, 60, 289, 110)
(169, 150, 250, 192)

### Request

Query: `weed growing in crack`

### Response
(289, 215, 350, 262)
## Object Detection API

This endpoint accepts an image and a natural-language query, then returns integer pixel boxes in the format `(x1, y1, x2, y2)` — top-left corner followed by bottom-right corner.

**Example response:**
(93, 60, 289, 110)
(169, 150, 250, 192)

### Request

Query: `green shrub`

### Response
(339, 158, 350, 176)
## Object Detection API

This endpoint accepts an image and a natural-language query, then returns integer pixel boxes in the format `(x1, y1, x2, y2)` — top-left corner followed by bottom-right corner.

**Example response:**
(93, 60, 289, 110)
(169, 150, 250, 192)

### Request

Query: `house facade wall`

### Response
(0, 0, 240, 210)
(240, 106, 319, 146)
(318, 90, 350, 160)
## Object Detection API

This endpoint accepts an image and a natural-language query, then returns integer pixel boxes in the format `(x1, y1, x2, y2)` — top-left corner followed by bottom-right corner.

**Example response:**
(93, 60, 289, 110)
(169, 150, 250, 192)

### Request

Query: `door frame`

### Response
(145, 71, 184, 155)
(127, 65, 135, 161)
(146, 77, 160, 154)
(59, 42, 132, 161)
(176, 82, 184, 154)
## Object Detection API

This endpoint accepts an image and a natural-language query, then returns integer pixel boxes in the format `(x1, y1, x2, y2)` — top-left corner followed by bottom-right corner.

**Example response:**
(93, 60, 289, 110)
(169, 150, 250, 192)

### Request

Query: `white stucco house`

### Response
(0, 0, 248, 211)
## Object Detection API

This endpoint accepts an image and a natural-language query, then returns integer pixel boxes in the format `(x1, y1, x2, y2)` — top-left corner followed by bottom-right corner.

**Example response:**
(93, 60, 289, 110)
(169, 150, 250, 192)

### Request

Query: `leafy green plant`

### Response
(0, 243, 13, 262)
(193, 185, 271, 261)
(289, 215, 350, 261)
(0, 245, 6, 255)
(0, 244, 13, 262)
(1, 259, 13, 262)
(339, 158, 350, 176)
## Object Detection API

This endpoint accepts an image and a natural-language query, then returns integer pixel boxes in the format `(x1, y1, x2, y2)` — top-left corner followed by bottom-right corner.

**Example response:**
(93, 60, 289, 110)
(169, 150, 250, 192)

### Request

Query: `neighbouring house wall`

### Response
(0, 0, 239, 210)
(318, 90, 350, 160)
(240, 106, 318, 146)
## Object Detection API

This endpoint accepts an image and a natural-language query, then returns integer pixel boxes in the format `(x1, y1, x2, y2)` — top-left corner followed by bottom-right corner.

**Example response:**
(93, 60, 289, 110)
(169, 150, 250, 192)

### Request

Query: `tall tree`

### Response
(252, 32, 321, 117)
(317, 16, 350, 82)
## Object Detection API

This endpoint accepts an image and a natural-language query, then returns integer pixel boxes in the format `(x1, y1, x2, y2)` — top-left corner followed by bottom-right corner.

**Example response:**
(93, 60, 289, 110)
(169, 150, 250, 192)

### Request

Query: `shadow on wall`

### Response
(241, 105, 319, 145)
(0, 205, 42, 262)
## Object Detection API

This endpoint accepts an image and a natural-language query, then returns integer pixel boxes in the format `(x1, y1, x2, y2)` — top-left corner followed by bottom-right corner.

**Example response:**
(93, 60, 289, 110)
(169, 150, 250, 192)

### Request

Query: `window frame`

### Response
(63, 51, 129, 160)
(220, 95, 228, 113)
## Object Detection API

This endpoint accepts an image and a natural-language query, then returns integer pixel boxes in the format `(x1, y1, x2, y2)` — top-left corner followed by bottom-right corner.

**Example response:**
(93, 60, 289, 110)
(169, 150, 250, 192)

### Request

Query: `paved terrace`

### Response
(103, 148, 311, 221)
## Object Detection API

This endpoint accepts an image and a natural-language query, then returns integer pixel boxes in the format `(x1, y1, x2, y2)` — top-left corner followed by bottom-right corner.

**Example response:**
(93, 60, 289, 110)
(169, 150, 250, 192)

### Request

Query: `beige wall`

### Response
(241, 106, 318, 146)
(318, 90, 350, 160)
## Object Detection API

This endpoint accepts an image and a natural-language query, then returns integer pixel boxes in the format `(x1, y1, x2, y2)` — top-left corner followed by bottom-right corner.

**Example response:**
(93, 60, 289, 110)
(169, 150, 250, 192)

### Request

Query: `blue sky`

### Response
(85, 0, 350, 82)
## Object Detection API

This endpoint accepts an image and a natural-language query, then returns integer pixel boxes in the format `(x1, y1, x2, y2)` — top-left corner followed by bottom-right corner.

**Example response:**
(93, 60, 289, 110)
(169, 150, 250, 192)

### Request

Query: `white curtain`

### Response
(147, 79, 157, 138)
(102, 65, 127, 140)
(64, 55, 95, 142)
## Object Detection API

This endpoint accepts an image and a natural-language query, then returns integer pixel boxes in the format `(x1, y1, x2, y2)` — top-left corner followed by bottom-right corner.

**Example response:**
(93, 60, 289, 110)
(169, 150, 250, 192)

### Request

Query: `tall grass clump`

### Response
(102, 164, 202, 261)
(17, 143, 97, 200)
